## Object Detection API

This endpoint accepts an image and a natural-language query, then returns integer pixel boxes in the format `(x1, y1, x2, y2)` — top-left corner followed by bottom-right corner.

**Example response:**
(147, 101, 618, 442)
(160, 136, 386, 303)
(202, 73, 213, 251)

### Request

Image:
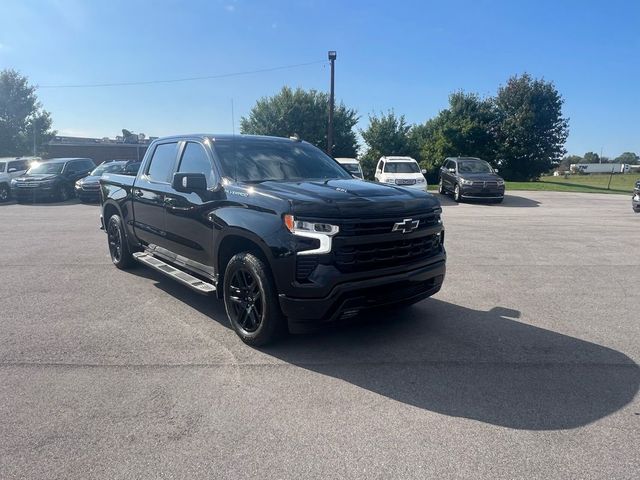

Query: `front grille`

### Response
(296, 256, 319, 282)
(334, 234, 441, 273)
(14, 182, 39, 188)
(471, 181, 498, 188)
(338, 212, 440, 236)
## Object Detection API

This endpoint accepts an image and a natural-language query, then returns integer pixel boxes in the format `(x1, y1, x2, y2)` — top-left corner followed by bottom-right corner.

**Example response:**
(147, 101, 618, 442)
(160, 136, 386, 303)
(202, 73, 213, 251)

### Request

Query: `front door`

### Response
(132, 141, 179, 248)
(163, 141, 219, 274)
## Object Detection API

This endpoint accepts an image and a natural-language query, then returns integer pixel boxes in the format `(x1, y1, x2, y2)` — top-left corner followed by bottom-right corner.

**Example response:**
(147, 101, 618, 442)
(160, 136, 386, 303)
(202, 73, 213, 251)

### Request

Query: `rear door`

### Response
(132, 141, 180, 247)
(162, 141, 219, 273)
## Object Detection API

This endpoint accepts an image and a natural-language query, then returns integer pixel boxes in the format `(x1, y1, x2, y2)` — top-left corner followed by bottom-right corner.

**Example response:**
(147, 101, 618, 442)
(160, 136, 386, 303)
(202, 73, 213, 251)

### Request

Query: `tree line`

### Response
(4, 68, 633, 182)
(241, 74, 571, 181)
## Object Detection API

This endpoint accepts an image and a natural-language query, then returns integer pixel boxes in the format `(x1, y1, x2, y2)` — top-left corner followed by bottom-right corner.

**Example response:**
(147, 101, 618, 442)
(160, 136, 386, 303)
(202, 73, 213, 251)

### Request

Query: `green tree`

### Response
(359, 111, 414, 179)
(410, 92, 497, 180)
(0, 69, 55, 156)
(615, 152, 639, 165)
(558, 154, 582, 171)
(494, 74, 569, 181)
(240, 86, 359, 157)
(583, 151, 600, 163)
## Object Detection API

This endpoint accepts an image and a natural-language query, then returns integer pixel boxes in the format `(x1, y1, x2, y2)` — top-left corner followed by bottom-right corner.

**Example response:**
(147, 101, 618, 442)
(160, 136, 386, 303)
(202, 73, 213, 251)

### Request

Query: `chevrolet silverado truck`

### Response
(100, 134, 446, 345)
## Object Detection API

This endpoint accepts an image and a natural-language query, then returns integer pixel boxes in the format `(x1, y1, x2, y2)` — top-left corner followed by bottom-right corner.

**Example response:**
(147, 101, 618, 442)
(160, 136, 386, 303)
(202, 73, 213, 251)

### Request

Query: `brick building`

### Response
(46, 136, 154, 164)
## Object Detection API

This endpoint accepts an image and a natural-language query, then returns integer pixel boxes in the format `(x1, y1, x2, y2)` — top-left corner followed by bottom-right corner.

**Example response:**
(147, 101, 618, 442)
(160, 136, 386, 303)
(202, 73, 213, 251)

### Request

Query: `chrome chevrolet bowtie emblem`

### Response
(392, 218, 420, 234)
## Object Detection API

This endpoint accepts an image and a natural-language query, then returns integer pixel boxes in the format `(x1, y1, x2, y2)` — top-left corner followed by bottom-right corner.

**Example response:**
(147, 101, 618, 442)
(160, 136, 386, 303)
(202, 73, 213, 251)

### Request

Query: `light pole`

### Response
(327, 50, 336, 156)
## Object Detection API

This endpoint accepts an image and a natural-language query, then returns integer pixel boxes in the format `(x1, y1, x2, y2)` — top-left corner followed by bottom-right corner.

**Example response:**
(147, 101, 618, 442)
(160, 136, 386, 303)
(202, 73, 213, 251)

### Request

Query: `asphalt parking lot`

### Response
(1, 191, 638, 479)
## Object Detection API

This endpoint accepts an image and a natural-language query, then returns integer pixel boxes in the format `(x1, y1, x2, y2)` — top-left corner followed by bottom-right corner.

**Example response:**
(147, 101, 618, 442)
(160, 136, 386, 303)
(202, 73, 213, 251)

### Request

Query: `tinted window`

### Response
(214, 141, 350, 183)
(124, 162, 141, 175)
(82, 159, 95, 170)
(28, 162, 64, 174)
(8, 160, 27, 171)
(147, 143, 178, 182)
(0, 162, 5, 173)
(458, 159, 493, 174)
(178, 142, 213, 187)
(384, 162, 420, 173)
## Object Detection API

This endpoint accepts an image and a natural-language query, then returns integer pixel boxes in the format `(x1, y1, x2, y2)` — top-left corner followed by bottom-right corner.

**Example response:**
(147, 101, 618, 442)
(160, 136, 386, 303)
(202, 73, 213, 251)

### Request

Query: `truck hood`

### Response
(248, 179, 440, 218)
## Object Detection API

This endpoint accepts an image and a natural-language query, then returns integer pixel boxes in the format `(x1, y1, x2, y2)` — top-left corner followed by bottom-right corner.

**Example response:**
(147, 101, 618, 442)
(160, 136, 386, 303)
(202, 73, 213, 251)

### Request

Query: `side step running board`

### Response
(133, 252, 216, 294)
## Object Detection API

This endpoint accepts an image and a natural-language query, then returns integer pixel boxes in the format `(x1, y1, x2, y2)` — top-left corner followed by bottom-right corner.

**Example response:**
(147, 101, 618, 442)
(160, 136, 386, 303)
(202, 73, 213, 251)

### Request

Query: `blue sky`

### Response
(1, 0, 638, 157)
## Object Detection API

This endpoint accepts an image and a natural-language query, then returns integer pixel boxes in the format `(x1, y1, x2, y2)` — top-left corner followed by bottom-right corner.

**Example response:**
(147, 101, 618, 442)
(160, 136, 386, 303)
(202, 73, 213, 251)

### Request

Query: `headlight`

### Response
(10, 179, 18, 186)
(416, 178, 425, 183)
(460, 178, 473, 185)
(384, 178, 395, 184)
(497, 179, 505, 186)
(284, 215, 339, 255)
(75, 180, 82, 187)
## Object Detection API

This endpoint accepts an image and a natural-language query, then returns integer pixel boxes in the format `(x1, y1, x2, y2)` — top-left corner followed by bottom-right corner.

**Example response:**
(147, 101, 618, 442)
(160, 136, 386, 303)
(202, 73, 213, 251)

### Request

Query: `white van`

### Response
(374, 156, 427, 190)
(335, 157, 364, 179)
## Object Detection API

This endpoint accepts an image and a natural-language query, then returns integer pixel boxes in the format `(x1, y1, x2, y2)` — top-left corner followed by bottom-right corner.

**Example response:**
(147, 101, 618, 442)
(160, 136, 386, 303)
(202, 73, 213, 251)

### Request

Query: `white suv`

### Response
(0, 157, 37, 202)
(374, 156, 427, 190)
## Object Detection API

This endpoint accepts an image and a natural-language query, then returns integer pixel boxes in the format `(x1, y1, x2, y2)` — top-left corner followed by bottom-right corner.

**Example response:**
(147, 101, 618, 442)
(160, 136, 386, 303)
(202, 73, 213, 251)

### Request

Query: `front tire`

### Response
(57, 184, 71, 202)
(107, 214, 135, 269)
(453, 184, 462, 202)
(438, 178, 445, 194)
(0, 183, 9, 202)
(223, 252, 285, 346)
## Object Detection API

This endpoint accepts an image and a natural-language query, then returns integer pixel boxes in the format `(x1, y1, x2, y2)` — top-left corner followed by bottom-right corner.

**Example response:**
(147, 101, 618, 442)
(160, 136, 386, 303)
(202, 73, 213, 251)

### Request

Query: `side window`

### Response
(178, 142, 213, 187)
(147, 142, 178, 183)
(443, 160, 451, 170)
(64, 161, 79, 173)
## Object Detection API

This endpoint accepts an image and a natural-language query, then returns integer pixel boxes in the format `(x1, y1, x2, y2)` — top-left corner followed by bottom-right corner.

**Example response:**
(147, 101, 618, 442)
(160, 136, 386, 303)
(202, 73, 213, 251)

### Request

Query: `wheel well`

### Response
(217, 235, 268, 285)
(103, 203, 119, 222)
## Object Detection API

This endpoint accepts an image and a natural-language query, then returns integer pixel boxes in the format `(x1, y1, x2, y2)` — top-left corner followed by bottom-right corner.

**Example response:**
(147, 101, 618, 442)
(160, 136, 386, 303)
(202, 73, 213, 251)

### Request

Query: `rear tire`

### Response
(223, 252, 285, 346)
(0, 183, 9, 202)
(107, 214, 135, 269)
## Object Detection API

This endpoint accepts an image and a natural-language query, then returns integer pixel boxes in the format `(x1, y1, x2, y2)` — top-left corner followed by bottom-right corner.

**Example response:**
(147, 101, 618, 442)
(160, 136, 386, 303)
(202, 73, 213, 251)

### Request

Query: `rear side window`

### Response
(147, 143, 178, 183)
(178, 142, 213, 187)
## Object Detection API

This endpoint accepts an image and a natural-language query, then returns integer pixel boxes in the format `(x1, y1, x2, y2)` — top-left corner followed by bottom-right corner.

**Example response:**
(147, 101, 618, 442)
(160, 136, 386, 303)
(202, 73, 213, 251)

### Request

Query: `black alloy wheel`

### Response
(223, 252, 284, 346)
(107, 215, 134, 269)
(227, 268, 264, 333)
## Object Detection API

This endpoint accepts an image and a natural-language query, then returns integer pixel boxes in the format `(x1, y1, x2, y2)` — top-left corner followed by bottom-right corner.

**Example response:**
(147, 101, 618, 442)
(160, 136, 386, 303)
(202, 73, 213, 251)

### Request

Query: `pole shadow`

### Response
(128, 267, 639, 431)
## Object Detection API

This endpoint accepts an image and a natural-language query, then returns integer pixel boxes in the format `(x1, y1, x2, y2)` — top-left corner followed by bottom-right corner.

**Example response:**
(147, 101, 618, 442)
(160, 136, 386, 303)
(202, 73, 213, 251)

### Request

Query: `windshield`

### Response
(0, 162, 5, 173)
(458, 159, 493, 174)
(384, 162, 420, 173)
(91, 163, 126, 176)
(342, 163, 362, 174)
(214, 141, 352, 183)
(27, 162, 64, 175)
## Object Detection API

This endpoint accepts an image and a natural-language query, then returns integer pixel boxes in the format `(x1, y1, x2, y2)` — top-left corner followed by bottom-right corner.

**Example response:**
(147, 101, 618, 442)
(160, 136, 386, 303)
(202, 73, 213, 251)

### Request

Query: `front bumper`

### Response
(460, 184, 505, 199)
(12, 186, 57, 201)
(633, 192, 640, 212)
(76, 186, 101, 202)
(281, 258, 446, 332)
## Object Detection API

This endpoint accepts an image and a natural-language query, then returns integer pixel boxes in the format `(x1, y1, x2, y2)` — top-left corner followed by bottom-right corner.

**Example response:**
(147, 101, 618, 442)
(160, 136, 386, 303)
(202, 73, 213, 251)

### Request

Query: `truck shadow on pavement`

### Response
(133, 268, 639, 431)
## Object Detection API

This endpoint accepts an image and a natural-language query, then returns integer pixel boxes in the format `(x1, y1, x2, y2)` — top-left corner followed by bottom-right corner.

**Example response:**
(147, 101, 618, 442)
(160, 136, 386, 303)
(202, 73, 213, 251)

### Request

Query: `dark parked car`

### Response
(438, 157, 505, 203)
(101, 134, 446, 346)
(11, 158, 95, 203)
(75, 160, 141, 203)
(633, 180, 640, 213)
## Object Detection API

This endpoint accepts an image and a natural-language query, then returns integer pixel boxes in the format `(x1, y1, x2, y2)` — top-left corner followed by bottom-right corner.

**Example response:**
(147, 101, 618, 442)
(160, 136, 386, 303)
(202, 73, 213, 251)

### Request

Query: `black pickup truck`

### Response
(100, 134, 446, 345)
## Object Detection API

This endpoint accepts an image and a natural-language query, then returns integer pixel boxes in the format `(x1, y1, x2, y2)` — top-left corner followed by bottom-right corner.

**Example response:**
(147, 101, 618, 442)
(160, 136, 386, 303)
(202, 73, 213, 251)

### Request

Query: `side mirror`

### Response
(448, 168, 456, 173)
(172, 172, 207, 193)
(421, 169, 427, 175)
